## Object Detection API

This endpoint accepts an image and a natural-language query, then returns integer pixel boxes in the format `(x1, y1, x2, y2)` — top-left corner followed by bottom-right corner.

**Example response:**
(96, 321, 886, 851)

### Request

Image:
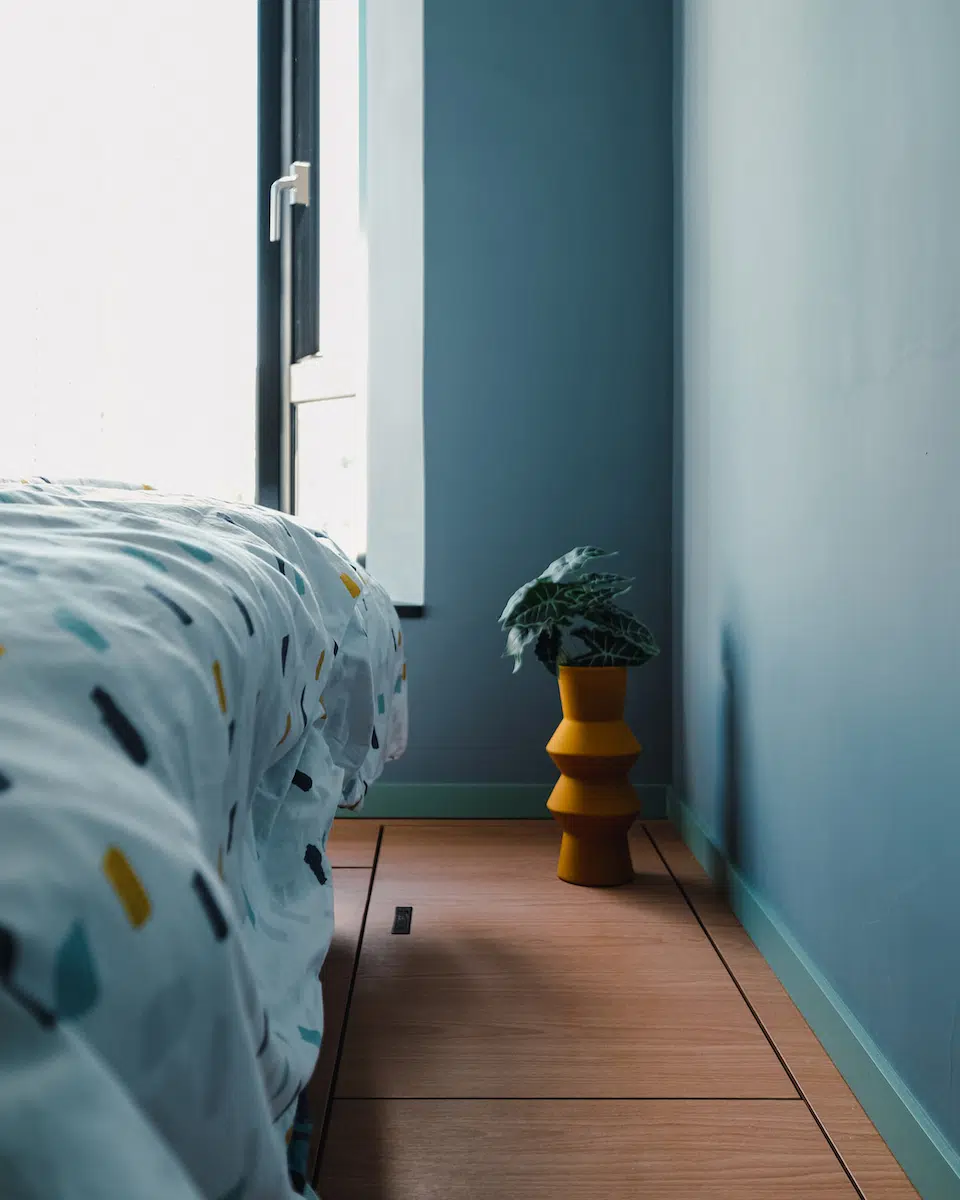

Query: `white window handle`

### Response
(269, 160, 311, 243)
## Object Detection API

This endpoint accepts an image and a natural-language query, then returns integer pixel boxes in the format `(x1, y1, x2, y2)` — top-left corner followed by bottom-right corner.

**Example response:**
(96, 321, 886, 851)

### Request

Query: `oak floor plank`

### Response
(645, 820, 919, 1199)
(318, 1098, 859, 1199)
(326, 819, 380, 867)
(336, 822, 795, 1099)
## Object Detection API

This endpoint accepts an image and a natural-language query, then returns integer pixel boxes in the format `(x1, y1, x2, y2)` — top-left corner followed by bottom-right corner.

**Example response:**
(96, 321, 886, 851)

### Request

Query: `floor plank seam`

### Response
(313, 823, 385, 1186)
(642, 823, 867, 1200)
(332, 1095, 811, 1102)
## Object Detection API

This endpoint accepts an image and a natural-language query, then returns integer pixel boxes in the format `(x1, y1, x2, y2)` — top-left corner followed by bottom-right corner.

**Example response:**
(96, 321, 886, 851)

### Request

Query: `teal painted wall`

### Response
(678, 0, 960, 1156)
(388, 0, 674, 789)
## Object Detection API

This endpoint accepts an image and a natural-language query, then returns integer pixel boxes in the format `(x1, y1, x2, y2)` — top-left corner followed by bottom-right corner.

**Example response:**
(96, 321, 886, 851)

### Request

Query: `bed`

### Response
(0, 479, 407, 1199)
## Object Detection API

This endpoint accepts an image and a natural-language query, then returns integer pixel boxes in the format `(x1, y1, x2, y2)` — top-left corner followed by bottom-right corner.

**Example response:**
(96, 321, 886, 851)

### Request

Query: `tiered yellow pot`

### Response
(546, 664, 640, 887)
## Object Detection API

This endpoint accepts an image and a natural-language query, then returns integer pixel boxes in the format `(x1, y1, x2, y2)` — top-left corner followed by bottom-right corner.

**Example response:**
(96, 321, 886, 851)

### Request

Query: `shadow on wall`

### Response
(717, 622, 745, 902)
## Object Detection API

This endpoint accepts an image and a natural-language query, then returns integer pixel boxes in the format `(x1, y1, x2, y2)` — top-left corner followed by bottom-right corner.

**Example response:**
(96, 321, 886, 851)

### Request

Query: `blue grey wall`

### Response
(679, 0, 960, 1155)
(391, 0, 674, 785)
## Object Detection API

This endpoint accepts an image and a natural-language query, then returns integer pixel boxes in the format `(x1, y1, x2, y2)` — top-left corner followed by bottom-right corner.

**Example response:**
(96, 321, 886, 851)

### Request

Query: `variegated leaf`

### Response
(568, 572, 634, 610)
(504, 579, 583, 630)
(499, 578, 538, 626)
(584, 606, 659, 656)
(540, 546, 612, 583)
(504, 625, 538, 672)
(567, 624, 659, 668)
(534, 627, 562, 676)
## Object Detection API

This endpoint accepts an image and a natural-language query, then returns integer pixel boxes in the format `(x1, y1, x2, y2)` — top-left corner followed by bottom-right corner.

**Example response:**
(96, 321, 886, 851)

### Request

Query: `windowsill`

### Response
(290, 353, 358, 405)
(292, 0, 425, 614)
(394, 604, 424, 619)
(355, 558, 423, 617)
(365, 0, 424, 611)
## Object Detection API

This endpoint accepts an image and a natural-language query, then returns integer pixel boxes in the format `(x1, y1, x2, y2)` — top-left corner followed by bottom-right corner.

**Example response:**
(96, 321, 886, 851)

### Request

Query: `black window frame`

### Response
(257, 1, 423, 620)
(256, 0, 319, 515)
(255, 0, 284, 514)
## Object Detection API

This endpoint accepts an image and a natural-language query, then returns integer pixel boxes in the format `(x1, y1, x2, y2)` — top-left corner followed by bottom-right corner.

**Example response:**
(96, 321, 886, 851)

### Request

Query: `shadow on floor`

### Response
(313, 929, 586, 1200)
(309, 929, 384, 1198)
(312, 677, 751, 1200)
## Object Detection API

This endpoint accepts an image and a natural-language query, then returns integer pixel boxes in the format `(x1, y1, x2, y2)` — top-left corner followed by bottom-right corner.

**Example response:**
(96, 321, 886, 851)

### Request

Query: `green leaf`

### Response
(503, 579, 581, 630)
(577, 571, 632, 593)
(504, 625, 537, 673)
(567, 624, 659, 668)
(540, 546, 612, 583)
(500, 547, 656, 678)
(567, 572, 633, 610)
(499, 578, 539, 626)
(582, 605, 659, 656)
(534, 627, 562, 676)
(500, 554, 625, 628)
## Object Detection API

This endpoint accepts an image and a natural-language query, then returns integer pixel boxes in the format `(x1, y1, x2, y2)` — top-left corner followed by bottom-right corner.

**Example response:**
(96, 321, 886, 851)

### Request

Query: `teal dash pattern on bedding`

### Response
(177, 542, 215, 563)
(121, 546, 168, 571)
(55, 609, 110, 652)
(0, 477, 409, 1197)
(54, 921, 100, 1019)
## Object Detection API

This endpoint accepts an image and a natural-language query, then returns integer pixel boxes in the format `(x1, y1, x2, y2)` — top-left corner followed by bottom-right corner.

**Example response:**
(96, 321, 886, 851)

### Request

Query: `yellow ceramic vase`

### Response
(546, 665, 640, 887)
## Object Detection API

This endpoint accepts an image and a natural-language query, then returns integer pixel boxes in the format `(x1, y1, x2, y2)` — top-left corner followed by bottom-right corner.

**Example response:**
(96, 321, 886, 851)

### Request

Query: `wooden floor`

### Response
(309, 820, 917, 1199)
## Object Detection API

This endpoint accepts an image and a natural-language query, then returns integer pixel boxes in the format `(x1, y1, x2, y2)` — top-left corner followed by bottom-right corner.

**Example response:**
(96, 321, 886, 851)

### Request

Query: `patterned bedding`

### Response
(0, 480, 407, 1198)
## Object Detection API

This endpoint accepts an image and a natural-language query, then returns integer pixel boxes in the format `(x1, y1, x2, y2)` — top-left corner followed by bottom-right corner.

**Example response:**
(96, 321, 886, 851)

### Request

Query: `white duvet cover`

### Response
(0, 480, 407, 1199)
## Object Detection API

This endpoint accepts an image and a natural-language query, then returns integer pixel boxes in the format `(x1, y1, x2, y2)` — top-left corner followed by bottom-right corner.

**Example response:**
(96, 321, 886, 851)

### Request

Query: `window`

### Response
(364, 0, 426, 609)
(0, 0, 424, 607)
(292, 0, 425, 607)
(292, 0, 367, 563)
(0, 1, 258, 503)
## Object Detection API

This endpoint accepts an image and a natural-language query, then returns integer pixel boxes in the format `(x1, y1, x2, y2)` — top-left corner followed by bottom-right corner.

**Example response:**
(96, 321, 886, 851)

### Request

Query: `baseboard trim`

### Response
(668, 792, 960, 1200)
(344, 783, 668, 820)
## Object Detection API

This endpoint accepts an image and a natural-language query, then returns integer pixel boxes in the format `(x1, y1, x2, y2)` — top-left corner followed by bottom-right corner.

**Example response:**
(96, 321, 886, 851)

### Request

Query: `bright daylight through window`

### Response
(0, 0, 422, 605)
(294, 0, 367, 563)
(0, 1, 259, 503)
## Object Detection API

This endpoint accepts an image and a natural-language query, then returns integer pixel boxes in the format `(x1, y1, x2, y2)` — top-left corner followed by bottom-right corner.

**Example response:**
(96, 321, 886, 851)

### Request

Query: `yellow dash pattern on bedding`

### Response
(402, 663, 407, 681)
(315, 649, 325, 681)
(319, 695, 327, 720)
(102, 846, 151, 928)
(212, 661, 227, 714)
(398, 630, 402, 647)
(278, 712, 292, 745)
(0, 645, 5, 659)
(339, 572, 361, 599)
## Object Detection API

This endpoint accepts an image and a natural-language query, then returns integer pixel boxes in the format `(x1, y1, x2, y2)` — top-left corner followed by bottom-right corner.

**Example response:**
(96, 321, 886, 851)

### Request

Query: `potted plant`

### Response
(499, 547, 659, 887)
